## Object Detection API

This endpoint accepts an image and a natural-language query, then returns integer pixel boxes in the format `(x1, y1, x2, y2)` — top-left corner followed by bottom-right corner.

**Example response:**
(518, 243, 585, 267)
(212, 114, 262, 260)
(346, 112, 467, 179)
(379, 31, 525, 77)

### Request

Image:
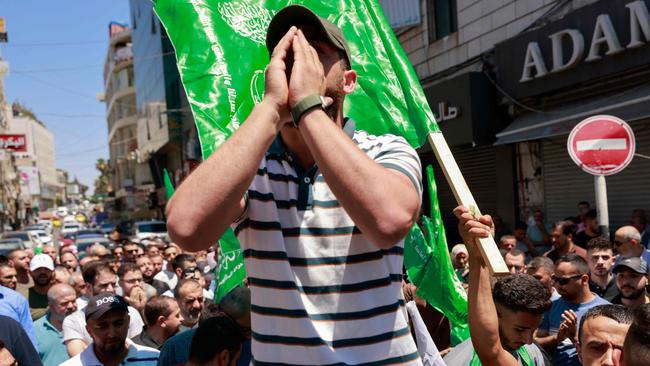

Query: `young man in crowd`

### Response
(614, 225, 650, 263)
(499, 235, 516, 252)
(586, 237, 619, 302)
(575, 201, 590, 234)
(576, 304, 632, 366)
(117, 263, 150, 311)
(186, 314, 245, 366)
(60, 252, 79, 273)
(534, 254, 609, 366)
(136, 255, 170, 295)
(622, 304, 650, 366)
(166, 5, 422, 364)
(8, 249, 32, 297)
(63, 262, 145, 356)
(545, 221, 587, 262)
(60, 294, 159, 366)
(28, 253, 55, 320)
(611, 257, 649, 308)
(504, 248, 527, 274)
(131, 296, 183, 350)
(154, 245, 179, 290)
(575, 210, 600, 248)
(150, 254, 164, 277)
(0, 259, 17, 290)
(528, 209, 553, 254)
(449, 206, 552, 366)
(123, 242, 143, 263)
(527, 256, 560, 301)
(34, 283, 78, 365)
(174, 278, 204, 331)
(41, 245, 57, 263)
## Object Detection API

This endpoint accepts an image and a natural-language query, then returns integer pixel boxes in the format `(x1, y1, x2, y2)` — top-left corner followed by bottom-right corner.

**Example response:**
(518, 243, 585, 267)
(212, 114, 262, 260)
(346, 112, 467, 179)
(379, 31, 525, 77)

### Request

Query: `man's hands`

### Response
(288, 29, 328, 109)
(264, 28, 332, 126)
(556, 310, 578, 343)
(124, 287, 147, 312)
(453, 205, 494, 260)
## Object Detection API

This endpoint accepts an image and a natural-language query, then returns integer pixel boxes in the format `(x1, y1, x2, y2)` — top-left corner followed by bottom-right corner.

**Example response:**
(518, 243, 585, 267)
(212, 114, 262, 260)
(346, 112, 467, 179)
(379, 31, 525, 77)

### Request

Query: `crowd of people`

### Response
(448, 203, 650, 365)
(0, 237, 252, 365)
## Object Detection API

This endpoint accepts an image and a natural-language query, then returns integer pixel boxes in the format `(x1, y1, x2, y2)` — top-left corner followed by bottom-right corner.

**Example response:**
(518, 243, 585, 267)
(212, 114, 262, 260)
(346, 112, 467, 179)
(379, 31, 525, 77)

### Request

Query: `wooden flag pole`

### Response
(428, 132, 509, 276)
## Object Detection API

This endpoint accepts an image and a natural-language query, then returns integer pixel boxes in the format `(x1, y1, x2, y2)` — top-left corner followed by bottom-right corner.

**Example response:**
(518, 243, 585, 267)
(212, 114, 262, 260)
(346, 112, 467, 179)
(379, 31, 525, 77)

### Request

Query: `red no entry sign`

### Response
(567, 115, 635, 176)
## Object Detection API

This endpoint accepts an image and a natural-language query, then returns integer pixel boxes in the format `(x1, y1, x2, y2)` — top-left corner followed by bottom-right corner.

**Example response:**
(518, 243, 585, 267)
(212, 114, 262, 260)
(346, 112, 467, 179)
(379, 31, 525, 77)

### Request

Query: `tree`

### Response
(94, 158, 111, 197)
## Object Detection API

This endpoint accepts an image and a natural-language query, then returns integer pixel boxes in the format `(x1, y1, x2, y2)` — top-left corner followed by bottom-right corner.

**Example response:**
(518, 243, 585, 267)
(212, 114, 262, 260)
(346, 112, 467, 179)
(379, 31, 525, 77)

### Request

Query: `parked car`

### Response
(133, 220, 167, 241)
(1, 231, 40, 249)
(74, 237, 112, 254)
(0, 238, 26, 256)
(99, 222, 115, 235)
(27, 229, 53, 245)
(75, 229, 105, 238)
(61, 223, 82, 236)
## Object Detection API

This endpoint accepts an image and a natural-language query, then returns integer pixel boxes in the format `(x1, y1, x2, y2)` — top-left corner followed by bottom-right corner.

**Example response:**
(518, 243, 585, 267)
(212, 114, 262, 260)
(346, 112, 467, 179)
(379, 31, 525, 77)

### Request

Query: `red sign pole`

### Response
(567, 115, 635, 236)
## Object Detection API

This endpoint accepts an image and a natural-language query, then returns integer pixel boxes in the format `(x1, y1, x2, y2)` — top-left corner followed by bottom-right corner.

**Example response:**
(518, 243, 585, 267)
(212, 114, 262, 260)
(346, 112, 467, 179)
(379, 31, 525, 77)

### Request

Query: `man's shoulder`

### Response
(129, 340, 161, 357)
(59, 354, 82, 366)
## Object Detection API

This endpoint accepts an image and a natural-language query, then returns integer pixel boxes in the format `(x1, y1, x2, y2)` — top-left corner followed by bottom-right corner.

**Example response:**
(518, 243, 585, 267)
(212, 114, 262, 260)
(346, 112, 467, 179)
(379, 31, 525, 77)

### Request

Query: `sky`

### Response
(1, 0, 131, 195)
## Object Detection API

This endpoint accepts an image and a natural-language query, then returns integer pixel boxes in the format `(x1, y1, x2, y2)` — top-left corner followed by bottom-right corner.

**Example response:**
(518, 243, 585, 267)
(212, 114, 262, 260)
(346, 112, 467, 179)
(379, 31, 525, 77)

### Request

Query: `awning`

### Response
(495, 84, 650, 145)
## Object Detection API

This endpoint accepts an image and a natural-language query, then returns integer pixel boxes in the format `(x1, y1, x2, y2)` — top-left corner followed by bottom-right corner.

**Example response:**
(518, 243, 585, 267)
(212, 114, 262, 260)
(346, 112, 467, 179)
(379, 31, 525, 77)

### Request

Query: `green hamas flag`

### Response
(154, 0, 440, 300)
(215, 227, 247, 303)
(404, 165, 470, 345)
(163, 168, 175, 200)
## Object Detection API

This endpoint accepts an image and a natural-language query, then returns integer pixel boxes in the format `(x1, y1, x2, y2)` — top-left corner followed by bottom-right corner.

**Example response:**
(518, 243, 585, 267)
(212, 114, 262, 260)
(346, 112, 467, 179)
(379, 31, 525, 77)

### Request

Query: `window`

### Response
(428, 0, 457, 42)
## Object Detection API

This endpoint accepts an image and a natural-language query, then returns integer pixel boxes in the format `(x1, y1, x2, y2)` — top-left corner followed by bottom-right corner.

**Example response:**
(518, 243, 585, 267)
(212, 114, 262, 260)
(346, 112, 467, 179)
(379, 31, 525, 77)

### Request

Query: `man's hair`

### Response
(0, 255, 11, 269)
(219, 286, 250, 320)
(7, 249, 23, 259)
(188, 314, 244, 364)
(623, 304, 650, 365)
(143, 296, 176, 326)
(556, 253, 589, 276)
(174, 278, 201, 299)
(200, 302, 222, 322)
(499, 235, 516, 244)
(172, 253, 195, 271)
(117, 262, 139, 278)
(585, 237, 613, 253)
(578, 201, 589, 207)
(585, 209, 598, 220)
(68, 271, 84, 286)
(554, 220, 576, 237)
(82, 262, 114, 285)
(503, 248, 525, 260)
(578, 305, 632, 343)
(620, 226, 642, 242)
(527, 256, 554, 274)
(492, 274, 552, 314)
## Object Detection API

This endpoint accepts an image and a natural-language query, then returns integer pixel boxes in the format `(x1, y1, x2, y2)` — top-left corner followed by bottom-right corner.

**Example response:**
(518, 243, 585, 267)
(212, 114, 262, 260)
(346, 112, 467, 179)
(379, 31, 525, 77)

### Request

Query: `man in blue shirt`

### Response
(613, 225, 650, 264)
(34, 283, 78, 365)
(534, 253, 609, 366)
(0, 282, 37, 350)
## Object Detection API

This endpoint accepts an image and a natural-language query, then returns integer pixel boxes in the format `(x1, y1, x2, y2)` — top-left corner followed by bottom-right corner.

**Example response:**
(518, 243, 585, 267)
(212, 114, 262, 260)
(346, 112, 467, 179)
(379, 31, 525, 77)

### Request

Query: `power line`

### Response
(1, 40, 106, 48)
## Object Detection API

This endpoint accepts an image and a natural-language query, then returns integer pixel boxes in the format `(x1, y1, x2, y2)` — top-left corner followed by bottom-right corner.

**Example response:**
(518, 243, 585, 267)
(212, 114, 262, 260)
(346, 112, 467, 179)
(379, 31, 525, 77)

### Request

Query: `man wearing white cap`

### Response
(28, 253, 55, 320)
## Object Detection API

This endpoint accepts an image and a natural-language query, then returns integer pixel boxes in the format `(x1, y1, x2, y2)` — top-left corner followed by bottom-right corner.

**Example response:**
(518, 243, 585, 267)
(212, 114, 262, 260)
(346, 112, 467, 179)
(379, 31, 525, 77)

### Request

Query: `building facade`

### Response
(129, 0, 201, 215)
(384, 0, 649, 239)
(102, 22, 154, 220)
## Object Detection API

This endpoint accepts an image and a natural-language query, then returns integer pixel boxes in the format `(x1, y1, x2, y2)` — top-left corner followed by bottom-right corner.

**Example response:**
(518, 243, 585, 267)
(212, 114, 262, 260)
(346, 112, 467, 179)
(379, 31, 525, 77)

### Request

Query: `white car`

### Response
(61, 223, 82, 236)
(37, 220, 53, 234)
(134, 220, 167, 241)
(28, 230, 53, 245)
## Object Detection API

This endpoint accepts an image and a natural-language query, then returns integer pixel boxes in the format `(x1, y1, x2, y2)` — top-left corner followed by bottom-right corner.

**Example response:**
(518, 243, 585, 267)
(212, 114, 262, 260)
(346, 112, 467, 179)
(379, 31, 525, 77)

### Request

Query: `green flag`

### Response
(154, 0, 441, 303)
(163, 168, 175, 200)
(404, 165, 470, 345)
(215, 227, 247, 303)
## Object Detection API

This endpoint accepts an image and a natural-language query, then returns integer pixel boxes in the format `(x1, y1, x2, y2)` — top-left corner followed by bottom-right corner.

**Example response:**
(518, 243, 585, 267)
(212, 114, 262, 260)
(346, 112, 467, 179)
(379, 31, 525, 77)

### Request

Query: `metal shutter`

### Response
(542, 120, 650, 231)
(378, 0, 421, 28)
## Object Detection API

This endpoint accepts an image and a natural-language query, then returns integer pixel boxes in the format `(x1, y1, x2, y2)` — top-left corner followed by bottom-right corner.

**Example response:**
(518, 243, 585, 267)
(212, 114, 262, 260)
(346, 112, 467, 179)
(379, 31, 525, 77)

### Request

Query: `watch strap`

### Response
(291, 95, 324, 127)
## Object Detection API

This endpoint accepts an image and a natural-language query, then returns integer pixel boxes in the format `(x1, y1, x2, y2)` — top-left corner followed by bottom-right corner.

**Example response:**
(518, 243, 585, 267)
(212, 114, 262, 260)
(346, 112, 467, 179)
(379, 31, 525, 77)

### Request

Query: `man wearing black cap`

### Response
(611, 257, 649, 308)
(167, 4, 422, 364)
(60, 294, 159, 366)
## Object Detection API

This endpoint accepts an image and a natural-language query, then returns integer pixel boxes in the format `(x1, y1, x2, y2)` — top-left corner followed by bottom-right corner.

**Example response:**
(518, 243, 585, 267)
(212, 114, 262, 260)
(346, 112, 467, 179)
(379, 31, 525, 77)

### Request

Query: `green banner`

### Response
(215, 227, 247, 303)
(163, 168, 175, 201)
(404, 165, 470, 345)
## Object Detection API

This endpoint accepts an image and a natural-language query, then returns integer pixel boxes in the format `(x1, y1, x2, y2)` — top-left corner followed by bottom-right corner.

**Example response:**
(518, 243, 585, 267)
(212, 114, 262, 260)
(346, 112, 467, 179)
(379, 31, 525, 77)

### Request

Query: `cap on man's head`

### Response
(85, 293, 128, 320)
(29, 254, 54, 272)
(266, 5, 351, 64)
(613, 256, 648, 275)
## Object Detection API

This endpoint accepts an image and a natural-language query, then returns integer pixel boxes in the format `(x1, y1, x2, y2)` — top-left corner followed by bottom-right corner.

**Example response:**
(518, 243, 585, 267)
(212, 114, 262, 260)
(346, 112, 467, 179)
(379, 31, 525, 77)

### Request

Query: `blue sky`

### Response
(1, 1, 131, 194)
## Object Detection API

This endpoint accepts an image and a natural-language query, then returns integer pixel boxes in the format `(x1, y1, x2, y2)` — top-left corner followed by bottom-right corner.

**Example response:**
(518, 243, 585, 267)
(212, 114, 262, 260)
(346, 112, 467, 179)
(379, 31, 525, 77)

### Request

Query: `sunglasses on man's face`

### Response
(552, 274, 582, 285)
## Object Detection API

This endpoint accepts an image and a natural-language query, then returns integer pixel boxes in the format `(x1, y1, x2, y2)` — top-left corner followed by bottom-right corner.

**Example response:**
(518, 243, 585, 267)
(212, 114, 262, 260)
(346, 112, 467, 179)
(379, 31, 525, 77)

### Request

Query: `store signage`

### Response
(567, 115, 635, 175)
(0, 134, 27, 151)
(494, 0, 650, 99)
(433, 102, 461, 122)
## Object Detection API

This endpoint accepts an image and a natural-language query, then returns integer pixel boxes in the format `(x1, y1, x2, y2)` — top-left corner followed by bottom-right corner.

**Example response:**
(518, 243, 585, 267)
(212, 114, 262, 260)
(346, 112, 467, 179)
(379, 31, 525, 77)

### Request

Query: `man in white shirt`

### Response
(63, 262, 144, 356)
(61, 293, 159, 366)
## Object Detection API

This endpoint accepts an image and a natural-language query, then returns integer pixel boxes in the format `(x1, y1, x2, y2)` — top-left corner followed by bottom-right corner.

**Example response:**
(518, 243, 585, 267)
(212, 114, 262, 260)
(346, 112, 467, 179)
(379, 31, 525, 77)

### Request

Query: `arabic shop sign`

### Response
(433, 102, 461, 122)
(0, 134, 27, 151)
(494, 0, 650, 99)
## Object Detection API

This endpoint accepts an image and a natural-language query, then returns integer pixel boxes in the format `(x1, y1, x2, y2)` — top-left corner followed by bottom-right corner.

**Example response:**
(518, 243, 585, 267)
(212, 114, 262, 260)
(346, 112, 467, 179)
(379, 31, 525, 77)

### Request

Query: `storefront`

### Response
(421, 72, 515, 244)
(493, 0, 650, 230)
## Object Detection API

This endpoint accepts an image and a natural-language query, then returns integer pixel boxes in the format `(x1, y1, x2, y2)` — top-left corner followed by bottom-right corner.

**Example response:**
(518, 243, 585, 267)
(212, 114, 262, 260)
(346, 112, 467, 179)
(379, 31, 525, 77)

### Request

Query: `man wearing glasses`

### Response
(534, 253, 609, 366)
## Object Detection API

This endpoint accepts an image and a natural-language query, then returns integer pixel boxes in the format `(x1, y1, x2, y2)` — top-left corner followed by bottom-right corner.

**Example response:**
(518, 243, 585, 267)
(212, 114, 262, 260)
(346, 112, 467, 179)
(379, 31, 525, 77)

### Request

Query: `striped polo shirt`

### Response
(233, 120, 423, 365)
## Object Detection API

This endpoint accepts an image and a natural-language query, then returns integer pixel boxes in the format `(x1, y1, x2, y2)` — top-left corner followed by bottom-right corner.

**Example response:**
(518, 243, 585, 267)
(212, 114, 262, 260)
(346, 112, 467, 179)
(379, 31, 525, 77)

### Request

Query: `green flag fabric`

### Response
(163, 168, 175, 200)
(154, 0, 442, 306)
(215, 227, 247, 303)
(404, 165, 470, 345)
